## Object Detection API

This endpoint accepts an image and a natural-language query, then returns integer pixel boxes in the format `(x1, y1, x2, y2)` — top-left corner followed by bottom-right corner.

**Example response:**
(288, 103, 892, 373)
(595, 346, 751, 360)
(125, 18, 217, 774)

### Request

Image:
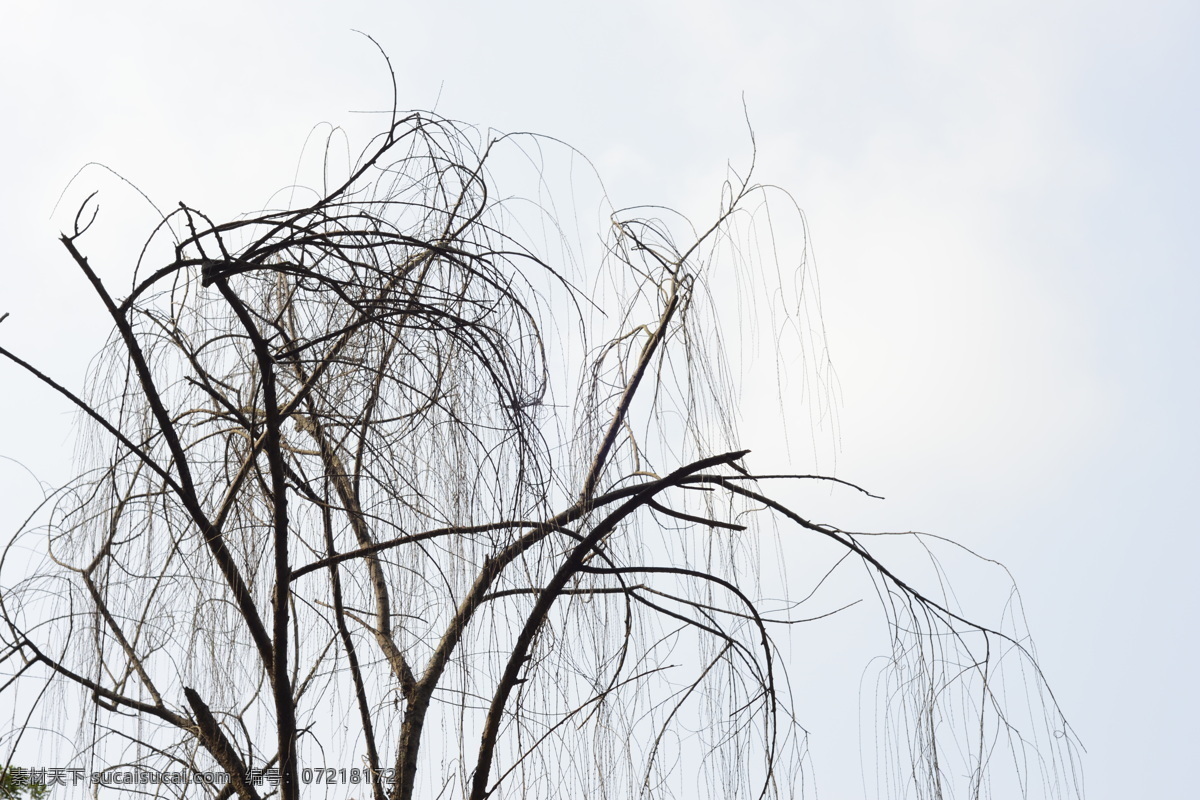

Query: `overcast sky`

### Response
(1, 2, 1196, 798)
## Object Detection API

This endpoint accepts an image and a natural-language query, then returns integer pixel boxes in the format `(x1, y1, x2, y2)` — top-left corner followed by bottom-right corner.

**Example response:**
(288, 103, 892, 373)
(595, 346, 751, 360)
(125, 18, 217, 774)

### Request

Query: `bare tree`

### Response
(0, 80, 1081, 800)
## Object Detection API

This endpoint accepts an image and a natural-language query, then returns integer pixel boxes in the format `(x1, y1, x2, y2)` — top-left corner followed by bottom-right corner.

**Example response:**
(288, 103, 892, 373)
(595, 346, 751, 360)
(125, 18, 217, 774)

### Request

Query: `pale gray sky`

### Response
(1, 2, 1195, 798)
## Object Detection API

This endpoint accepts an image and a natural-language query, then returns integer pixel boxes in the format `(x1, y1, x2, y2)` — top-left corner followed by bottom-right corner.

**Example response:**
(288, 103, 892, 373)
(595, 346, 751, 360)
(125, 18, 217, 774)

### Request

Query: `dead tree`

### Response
(0, 102, 1081, 800)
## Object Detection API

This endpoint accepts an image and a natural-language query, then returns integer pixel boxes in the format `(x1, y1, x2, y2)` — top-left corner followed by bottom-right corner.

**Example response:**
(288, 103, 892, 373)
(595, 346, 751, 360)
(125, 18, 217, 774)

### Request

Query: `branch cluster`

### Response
(0, 108, 1080, 800)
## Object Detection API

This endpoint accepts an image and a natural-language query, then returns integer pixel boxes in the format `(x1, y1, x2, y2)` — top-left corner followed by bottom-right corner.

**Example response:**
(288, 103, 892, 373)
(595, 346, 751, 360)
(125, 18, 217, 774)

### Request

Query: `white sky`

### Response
(1, 2, 1196, 798)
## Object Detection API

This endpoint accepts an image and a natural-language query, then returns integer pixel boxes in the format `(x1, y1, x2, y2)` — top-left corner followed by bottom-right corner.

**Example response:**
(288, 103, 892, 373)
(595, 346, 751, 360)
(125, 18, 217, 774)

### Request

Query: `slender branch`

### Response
(468, 449, 748, 800)
(580, 282, 681, 500)
(321, 497, 386, 800)
(211, 275, 299, 800)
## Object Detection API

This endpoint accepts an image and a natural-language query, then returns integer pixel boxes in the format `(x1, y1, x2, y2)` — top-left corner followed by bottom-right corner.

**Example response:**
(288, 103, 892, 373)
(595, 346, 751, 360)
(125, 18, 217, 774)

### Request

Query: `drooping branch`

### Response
(469, 449, 749, 800)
